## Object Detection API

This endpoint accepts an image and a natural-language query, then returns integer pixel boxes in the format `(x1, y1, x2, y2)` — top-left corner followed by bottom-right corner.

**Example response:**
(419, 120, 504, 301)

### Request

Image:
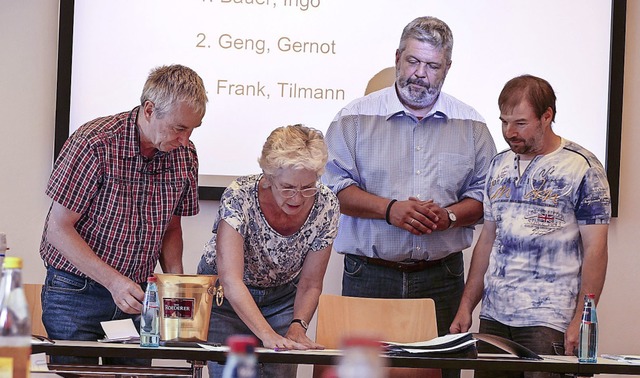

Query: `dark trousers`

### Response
(342, 252, 465, 378)
(476, 318, 568, 378)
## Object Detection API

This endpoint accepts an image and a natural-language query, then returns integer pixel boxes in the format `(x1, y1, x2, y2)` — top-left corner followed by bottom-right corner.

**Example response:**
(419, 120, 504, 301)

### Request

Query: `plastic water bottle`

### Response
(337, 337, 386, 378)
(0, 233, 7, 277)
(140, 276, 160, 347)
(222, 335, 258, 378)
(0, 257, 31, 378)
(578, 293, 598, 363)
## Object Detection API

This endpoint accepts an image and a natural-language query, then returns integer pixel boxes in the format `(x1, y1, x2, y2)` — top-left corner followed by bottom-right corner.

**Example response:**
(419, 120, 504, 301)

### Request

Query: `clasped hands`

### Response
(387, 197, 448, 235)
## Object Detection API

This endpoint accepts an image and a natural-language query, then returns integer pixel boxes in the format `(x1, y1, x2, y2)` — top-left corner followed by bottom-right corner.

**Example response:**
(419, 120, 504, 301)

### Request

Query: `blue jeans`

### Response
(342, 252, 465, 337)
(41, 266, 149, 366)
(477, 319, 568, 378)
(342, 252, 465, 378)
(198, 257, 298, 378)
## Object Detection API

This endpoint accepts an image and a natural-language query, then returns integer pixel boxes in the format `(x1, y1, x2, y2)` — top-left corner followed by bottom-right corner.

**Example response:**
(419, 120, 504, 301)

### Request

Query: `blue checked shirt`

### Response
(322, 86, 496, 261)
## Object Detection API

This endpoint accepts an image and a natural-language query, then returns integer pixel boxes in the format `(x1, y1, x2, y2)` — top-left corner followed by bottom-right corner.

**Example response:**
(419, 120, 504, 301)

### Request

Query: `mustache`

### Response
(405, 78, 430, 88)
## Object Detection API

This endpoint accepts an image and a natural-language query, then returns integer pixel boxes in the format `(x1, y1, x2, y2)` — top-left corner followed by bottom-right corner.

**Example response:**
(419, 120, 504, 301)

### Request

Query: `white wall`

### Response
(1, 2, 638, 377)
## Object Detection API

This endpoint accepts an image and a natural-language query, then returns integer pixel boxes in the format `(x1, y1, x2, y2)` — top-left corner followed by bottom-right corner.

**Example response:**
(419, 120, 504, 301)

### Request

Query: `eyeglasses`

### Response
(272, 181, 319, 198)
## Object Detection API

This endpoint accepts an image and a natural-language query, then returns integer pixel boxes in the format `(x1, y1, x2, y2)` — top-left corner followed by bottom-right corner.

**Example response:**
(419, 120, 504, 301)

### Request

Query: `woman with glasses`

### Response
(197, 124, 340, 377)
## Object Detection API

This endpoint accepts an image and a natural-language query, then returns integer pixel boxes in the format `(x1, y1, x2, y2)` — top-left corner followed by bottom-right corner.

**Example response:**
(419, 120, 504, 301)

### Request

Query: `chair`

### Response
(24, 283, 47, 337)
(313, 294, 441, 378)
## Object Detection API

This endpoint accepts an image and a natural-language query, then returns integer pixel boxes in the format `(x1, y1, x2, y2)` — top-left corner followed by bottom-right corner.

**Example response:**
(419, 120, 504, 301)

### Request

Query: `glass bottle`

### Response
(0, 256, 31, 378)
(222, 334, 258, 378)
(140, 276, 160, 347)
(0, 233, 7, 277)
(337, 336, 386, 378)
(578, 293, 598, 363)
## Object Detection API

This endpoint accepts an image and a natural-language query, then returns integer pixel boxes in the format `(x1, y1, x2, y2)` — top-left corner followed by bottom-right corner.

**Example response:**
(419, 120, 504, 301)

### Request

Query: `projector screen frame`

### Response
(54, 0, 626, 216)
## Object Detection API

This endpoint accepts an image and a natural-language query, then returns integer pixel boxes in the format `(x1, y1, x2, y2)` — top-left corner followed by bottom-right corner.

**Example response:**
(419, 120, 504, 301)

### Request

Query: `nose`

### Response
(503, 122, 518, 139)
(414, 63, 429, 80)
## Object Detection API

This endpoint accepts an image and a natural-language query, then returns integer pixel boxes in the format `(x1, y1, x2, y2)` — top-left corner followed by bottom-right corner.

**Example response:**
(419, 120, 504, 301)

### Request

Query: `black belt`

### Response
(350, 252, 461, 273)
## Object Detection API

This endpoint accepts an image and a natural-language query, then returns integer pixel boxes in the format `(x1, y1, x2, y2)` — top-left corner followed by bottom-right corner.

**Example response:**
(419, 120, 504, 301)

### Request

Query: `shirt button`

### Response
(416, 246, 421, 251)
(416, 146, 422, 151)
(416, 170, 421, 175)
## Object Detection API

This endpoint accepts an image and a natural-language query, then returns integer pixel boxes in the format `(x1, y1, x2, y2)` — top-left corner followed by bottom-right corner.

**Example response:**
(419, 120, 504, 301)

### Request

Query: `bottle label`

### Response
(163, 297, 195, 319)
(0, 357, 13, 378)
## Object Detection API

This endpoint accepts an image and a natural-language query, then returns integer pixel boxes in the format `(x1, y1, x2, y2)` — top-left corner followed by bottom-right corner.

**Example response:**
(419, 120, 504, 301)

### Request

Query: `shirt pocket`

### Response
(437, 153, 473, 193)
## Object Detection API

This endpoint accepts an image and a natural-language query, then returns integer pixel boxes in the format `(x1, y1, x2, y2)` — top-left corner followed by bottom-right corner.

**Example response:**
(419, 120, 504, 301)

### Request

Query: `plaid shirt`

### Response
(40, 107, 199, 283)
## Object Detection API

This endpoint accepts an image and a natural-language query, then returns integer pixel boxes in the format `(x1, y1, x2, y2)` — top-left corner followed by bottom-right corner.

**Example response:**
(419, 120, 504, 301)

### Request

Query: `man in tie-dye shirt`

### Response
(450, 75, 610, 377)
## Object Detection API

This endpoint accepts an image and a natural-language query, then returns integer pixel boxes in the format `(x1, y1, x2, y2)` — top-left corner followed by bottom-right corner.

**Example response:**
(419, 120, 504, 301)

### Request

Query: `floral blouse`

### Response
(201, 174, 340, 288)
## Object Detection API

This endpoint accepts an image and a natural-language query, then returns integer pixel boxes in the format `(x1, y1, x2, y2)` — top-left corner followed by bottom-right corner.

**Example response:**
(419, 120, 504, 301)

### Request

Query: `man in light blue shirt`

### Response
(323, 17, 496, 372)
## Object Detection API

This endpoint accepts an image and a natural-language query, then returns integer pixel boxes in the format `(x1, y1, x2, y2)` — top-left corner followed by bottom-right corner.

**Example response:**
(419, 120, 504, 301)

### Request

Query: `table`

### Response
(32, 340, 640, 377)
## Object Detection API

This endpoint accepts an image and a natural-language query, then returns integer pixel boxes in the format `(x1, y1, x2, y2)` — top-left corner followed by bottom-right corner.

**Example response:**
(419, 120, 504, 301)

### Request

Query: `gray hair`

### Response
(258, 124, 328, 177)
(398, 16, 454, 63)
(140, 64, 208, 118)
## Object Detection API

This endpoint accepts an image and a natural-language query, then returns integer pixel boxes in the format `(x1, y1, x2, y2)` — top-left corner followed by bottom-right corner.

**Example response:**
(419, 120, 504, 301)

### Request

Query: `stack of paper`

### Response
(384, 333, 477, 357)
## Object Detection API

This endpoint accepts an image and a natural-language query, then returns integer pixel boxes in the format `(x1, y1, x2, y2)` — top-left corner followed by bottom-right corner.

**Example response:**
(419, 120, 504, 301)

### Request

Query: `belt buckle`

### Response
(396, 260, 423, 272)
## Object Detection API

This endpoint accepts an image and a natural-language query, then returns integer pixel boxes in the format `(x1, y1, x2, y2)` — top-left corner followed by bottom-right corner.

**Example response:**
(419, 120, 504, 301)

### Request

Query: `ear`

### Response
(542, 106, 553, 126)
(142, 100, 154, 120)
(395, 49, 401, 66)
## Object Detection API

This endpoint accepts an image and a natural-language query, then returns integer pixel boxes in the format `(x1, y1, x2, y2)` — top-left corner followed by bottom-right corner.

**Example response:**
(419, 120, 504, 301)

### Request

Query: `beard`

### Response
(505, 121, 545, 156)
(397, 76, 443, 110)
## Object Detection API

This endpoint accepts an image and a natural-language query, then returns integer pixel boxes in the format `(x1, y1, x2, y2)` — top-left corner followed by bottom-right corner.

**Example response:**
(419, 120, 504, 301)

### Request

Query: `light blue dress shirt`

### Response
(322, 86, 497, 261)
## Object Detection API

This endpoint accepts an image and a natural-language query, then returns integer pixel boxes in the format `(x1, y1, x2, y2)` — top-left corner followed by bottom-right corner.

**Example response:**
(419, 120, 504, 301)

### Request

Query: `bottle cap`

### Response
(147, 276, 157, 283)
(3, 256, 22, 269)
(341, 336, 383, 349)
(227, 334, 258, 353)
(585, 293, 596, 299)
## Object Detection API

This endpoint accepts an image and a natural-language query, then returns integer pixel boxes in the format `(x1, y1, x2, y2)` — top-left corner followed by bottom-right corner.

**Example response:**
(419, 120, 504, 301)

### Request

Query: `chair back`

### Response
(313, 294, 441, 378)
(24, 283, 47, 337)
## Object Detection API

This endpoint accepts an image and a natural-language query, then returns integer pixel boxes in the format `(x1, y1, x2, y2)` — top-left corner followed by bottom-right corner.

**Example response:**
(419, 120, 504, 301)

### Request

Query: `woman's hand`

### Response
(285, 325, 325, 350)
(261, 332, 307, 351)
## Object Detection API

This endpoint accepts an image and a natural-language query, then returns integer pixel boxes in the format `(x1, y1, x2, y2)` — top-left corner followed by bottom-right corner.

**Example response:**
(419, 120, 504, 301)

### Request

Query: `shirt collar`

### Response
(121, 106, 141, 159)
(123, 106, 166, 160)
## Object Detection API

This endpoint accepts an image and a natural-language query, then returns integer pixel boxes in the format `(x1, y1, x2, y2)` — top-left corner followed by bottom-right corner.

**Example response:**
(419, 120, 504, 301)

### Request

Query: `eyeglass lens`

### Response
(280, 188, 318, 198)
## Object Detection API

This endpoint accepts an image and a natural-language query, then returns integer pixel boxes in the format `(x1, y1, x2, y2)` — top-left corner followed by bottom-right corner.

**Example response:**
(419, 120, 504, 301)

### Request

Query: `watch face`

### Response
(448, 210, 457, 222)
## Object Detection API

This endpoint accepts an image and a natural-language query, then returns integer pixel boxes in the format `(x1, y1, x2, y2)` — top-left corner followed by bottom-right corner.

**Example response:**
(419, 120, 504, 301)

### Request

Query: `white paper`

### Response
(384, 332, 471, 348)
(99, 318, 140, 342)
(30, 353, 49, 371)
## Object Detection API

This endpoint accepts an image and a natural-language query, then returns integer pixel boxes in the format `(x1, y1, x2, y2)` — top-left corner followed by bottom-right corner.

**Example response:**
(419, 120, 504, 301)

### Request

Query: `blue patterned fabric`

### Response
(200, 174, 340, 288)
(480, 138, 611, 332)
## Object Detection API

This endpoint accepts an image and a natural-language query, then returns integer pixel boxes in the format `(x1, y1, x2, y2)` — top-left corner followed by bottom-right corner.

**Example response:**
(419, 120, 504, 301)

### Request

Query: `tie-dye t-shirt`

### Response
(480, 138, 610, 332)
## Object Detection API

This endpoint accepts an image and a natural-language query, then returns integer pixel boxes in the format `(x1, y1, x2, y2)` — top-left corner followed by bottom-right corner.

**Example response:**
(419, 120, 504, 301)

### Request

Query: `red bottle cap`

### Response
(341, 336, 383, 349)
(147, 276, 157, 283)
(227, 335, 258, 353)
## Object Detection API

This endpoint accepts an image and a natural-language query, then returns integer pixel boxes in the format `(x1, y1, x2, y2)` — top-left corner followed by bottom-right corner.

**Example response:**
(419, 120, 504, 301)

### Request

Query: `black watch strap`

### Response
(290, 318, 308, 330)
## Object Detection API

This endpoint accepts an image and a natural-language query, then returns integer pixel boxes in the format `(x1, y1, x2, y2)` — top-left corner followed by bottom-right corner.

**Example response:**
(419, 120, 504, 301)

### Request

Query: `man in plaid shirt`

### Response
(39, 65, 208, 365)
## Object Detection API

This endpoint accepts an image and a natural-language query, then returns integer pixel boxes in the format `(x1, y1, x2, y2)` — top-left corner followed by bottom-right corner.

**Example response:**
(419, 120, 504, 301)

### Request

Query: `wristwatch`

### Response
(446, 208, 457, 229)
(290, 318, 308, 331)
